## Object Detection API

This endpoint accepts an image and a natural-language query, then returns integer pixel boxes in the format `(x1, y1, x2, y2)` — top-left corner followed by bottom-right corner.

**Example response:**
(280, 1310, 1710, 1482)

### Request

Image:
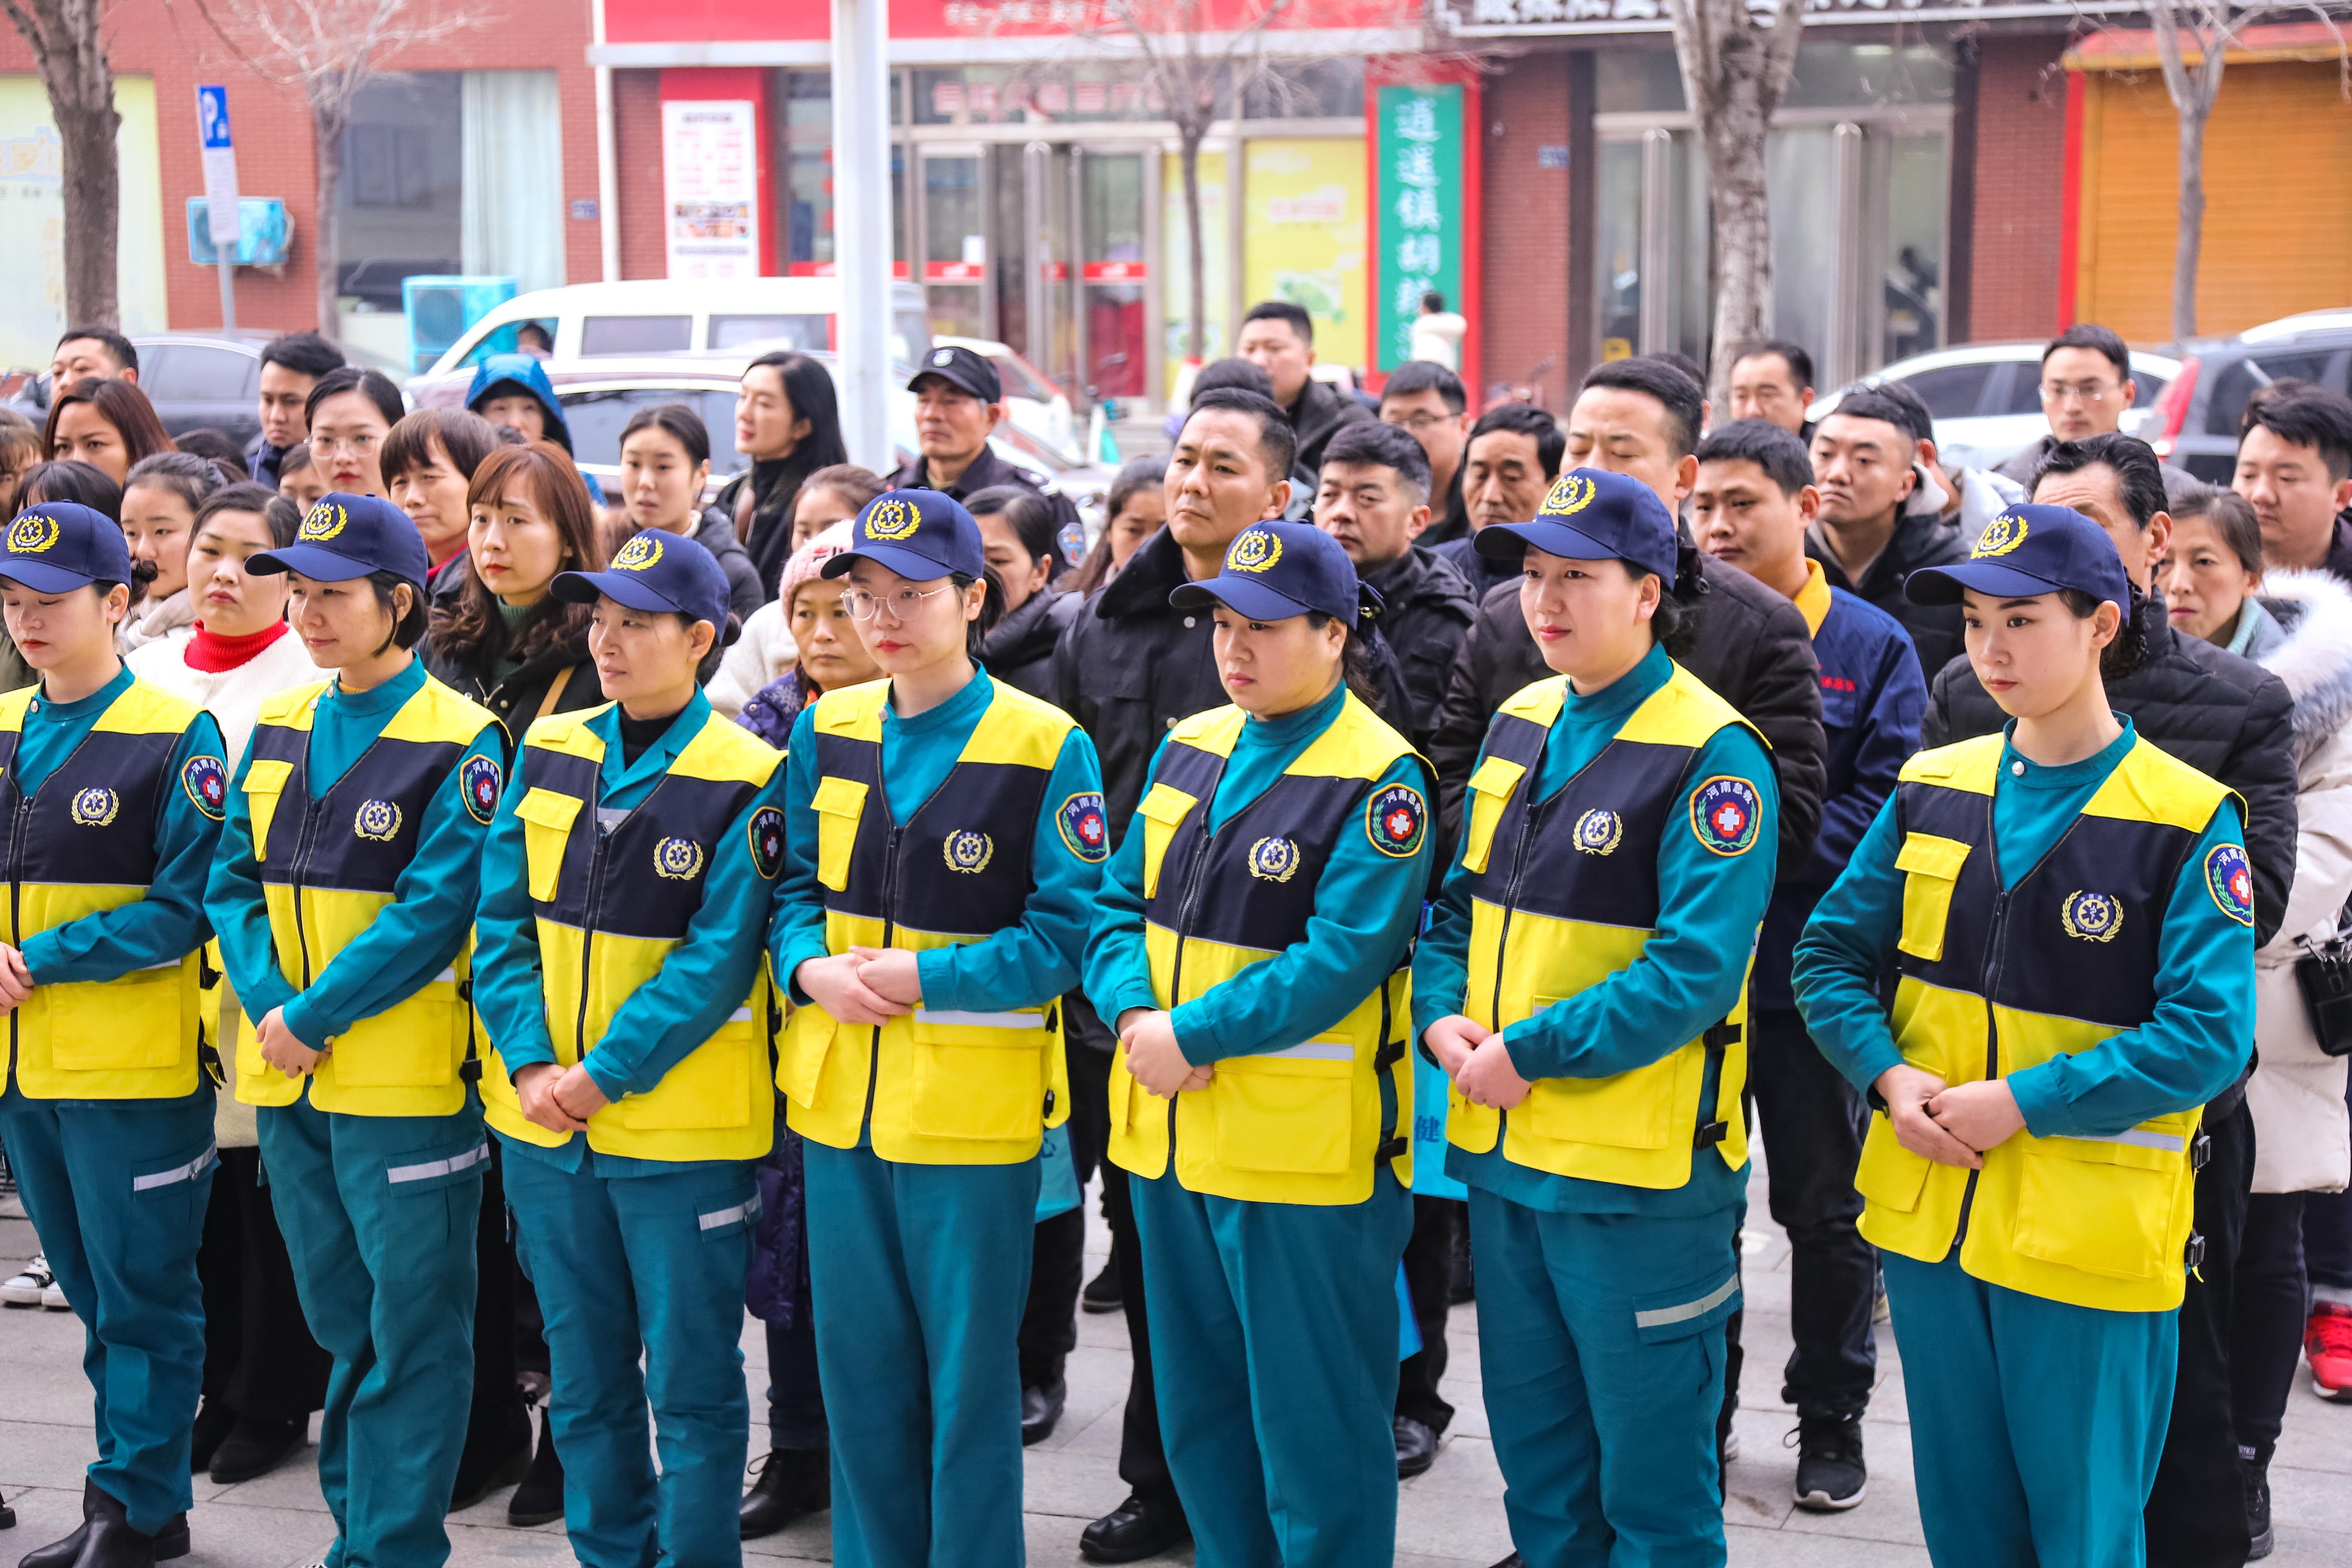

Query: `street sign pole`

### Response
(196, 85, 240, 334)
(830, 0, 891, 472)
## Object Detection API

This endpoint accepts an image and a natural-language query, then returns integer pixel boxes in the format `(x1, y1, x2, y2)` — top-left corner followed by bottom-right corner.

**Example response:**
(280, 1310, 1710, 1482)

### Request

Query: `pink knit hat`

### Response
(779, 521, 856, 608)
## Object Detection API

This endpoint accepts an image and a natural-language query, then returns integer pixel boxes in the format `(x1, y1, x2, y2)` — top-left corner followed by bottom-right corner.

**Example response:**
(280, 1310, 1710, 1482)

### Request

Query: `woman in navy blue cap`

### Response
(0, 500, 229, 1568)
(203, 490, 509, 1568)
(1794, 503, 2256, 1568)
(768, 486, 1104, 1568)
(1410, 468, 1778, 1567)
(1084, 518, 1433, 1568)
(469, 527, 783, 1568)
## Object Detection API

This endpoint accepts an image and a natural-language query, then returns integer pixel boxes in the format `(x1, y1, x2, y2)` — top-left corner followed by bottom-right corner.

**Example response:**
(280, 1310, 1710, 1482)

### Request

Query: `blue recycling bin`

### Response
(402, 275, 518, 374)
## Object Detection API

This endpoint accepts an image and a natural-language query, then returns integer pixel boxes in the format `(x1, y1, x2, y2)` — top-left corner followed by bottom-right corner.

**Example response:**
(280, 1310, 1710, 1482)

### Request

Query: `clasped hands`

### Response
(1421, 1015, 1533, 1109)
(1874, 1063, 2025, 1168)
(1117, 1009, 1212, 1098)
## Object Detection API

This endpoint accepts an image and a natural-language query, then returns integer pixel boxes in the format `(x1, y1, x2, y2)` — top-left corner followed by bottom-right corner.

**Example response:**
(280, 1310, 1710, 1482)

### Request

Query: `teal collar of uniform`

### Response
(1235, 676, 1346, 751)
(882, 666, 993, 739)
(325, 654, 426, 720)
(1559, 642, 1671, 728)
(29, 663, 132, 721)
(1997, 714, 2137, 791)
(590, 687, 711, 791)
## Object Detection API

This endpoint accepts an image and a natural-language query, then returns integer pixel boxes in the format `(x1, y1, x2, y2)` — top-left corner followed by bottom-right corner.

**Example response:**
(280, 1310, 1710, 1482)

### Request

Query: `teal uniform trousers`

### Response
(502, 1153, 756, 1568)
(1130, 1166, 1414, 1568)
(257, 1094, 486, 1568)
(0, 1086, 215, 1534)
(802, 1142, 1039, 1568)
(1884, 1252, 2176, 1568)
(1467, 1192, 1741, 1568)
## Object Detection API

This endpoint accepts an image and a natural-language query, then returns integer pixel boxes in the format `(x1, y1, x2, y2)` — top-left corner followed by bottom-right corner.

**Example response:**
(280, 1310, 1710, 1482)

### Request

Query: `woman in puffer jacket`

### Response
(2161, 486, 2352, 1555)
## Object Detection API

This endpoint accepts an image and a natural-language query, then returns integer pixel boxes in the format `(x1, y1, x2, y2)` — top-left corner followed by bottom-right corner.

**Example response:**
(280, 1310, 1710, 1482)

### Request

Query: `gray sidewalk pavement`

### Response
(4, 1160, 2347, 1567)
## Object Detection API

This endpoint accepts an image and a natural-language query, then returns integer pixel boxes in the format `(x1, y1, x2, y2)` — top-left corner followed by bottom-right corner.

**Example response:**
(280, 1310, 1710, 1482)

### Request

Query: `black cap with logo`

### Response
(908, 343, 1002, 404)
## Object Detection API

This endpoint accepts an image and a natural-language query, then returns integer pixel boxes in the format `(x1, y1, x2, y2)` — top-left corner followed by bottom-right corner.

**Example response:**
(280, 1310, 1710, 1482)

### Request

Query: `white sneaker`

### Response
(41, 1277, 67, 1311)
(1, 1254, 52, 1306)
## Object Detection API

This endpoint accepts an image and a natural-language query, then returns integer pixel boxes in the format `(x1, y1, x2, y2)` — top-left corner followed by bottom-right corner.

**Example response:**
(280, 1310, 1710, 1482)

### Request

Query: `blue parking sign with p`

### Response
(197, 85, 231, 150)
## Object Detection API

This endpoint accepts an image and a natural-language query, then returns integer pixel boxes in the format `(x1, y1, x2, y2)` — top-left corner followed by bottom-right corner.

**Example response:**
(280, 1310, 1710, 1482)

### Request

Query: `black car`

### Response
(2146, 311, 2352, 484)
(8, 333, 271, 448)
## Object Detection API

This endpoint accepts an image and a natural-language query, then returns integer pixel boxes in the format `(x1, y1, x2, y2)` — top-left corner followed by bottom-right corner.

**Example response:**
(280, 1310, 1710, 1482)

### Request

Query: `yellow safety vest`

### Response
(1447, 666, 1759, 1190)
(0, 680, 208, 1100)
(1105, 693, 1421, 1207)
(233, 677, 500, 1117)
(778, 677, 1075, 1164)
(1858, 732, 2239, 1312)
(481, 705, 782, 1163)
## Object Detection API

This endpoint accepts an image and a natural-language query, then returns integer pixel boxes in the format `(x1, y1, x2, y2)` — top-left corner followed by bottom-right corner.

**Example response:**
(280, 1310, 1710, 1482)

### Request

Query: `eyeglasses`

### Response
(2039, 381, 2120, 407)
(843, 582, 956, 621)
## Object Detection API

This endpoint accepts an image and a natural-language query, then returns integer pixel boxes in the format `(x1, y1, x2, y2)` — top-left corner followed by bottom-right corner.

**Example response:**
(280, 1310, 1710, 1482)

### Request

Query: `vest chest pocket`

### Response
(910, 1007, 1049, 1142)
(1895, 834, 1972, 962)
(1461, 755, 1527, 876)
(1136, 783, 1196, 900)
(1207, 1047, 1356, 1176)
(2010, 1126, 2193, 1282)
(46, 963, 189, 1072)
(514, 789, 583, 903)
(241, 759, 295, 859)
(811, 777, 868, 893)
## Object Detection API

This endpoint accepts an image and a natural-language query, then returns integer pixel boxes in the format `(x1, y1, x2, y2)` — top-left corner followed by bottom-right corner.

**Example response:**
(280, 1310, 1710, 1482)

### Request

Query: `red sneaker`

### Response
(2307, 1300, 2352, 1402)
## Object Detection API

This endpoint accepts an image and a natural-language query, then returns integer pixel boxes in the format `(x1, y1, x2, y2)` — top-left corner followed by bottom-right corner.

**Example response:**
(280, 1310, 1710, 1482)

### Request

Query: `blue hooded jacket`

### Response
(465, 352, 604, 503)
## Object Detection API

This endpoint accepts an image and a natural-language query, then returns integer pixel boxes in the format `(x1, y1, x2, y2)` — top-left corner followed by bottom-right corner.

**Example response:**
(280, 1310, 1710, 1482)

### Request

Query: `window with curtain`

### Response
(461, 70, 564, 296)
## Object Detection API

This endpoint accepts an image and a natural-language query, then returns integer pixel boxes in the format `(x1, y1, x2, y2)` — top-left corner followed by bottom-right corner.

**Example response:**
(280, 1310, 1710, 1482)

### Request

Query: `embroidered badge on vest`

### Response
(1365, 783, 1427, 859)
(69, 786, 119, 827)
(354, 799, 403, 842)
(2205, 843, 2255, 928)
(1057, 792, 1109, 863)
(654, 836, 706, 880)
(1248, 836, 1302, 882)
(748, 806, 786, 880)
(1689, 775, 1762, 856)
(181, 755, 227, 821)
(2060, 889, 2124, 943)
(943, 828, 995, 874)
(460, 755, 502, 825)
(1573, 808, 1623, 855)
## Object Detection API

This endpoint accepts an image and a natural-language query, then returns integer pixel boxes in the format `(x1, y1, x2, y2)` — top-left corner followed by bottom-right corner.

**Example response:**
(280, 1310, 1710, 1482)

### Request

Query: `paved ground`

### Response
(3, 1160, 2346, 1568)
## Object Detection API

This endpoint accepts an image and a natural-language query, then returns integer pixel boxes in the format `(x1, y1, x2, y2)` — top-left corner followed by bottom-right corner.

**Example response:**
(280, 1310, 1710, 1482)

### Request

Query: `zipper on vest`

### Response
(862, 820, 905, 1136)
(1487, 792, 1548, 1035)
(1955, 884, 2015, 1239)
(573, 814, 611, 1065)
(6, 792, 26, 1069)
(286, 782, 328, 988)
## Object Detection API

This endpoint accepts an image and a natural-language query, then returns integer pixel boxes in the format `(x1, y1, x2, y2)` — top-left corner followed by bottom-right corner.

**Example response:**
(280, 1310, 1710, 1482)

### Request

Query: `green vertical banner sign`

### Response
(1374, 82, 1464, 372)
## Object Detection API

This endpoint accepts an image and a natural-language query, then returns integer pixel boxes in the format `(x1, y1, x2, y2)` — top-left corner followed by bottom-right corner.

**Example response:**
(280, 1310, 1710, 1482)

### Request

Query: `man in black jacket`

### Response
(1377, 360, 1474, 547)
(1805, 385, 1969, 676)
(1236, 300, 1372, 479)
(1926, 434, 2297, 1568)
(890, 344, 1082, 555)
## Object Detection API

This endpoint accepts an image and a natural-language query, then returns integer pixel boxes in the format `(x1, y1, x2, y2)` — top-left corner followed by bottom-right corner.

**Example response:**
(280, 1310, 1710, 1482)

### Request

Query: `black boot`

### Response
(448, 1394, 532, 1513)
(738, 1449, 827, 1540)
(147, 1518, 184, 1564)
(207, 1418, 304, 1485)
(186, 1403, 233, 1476)
(505, 1407, 565, 1528)
(61, 1482, 156, 1568)
(2244, 1441, 2275, 1561)
(18, 1479, 101, 1568)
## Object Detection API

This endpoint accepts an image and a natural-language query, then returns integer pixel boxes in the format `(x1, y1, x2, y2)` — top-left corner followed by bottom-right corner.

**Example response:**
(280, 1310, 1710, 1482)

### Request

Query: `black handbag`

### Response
(2292, 929, 2352, 1058)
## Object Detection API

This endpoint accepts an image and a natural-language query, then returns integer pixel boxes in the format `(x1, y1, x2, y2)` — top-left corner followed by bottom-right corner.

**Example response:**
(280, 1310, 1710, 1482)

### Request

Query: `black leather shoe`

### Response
(1394, 1415, 1439, 1479)
(0, 1488, 15, 1531)
(207, 1418, 303, 1486)
(1079, 1492, 1188, 1564)
(59, 1482, 154, 1568)
(147, 1518, 184, 1564)
(20, 1479, 102, 1568)
(187, 1403, 233, 1476)
(738, 1448, 827, 1540)
(1081, 1254, 1122, 1314)
(1021, 1379, 1066, 1446)
(449, 1396, 532, 1513)
(506, 1408, 565, 1528)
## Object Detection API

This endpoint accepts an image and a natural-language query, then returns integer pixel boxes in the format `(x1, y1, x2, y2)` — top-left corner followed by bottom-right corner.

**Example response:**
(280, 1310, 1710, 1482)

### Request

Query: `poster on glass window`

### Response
(663, 100, 761, 281)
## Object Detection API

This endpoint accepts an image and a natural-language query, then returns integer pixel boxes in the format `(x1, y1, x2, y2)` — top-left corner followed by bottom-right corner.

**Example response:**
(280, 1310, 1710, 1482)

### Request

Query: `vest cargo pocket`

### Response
(778, 1006, 836, 1109)
(2012, 1135, 2184, 1281)
(240, 759, 294, 858)
(1894, 833, 1972, 962)
(1852, 1114, 1933, 1214)
(811, 776, 869, 893)
(1517, 1011, 1684, 1150)
(910, 1015, 1044, 1142)
(619, 1024, 755, 1130)
(1209, 1052, 1354, 1175)
(1461, 755, 1526, 876)
(47, 967, 187, 1071)
(1136, 783, 1196, 900)
(332, 983, 461, 1088)
(515, 789, 583, 903)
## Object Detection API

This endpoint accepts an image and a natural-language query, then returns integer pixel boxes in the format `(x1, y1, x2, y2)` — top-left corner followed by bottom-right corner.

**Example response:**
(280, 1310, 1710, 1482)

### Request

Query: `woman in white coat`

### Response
(2160, 485, 2352, 1556)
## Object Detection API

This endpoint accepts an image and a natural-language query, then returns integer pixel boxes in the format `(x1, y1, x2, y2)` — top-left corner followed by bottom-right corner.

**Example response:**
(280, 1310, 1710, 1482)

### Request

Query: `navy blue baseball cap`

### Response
(250, 493, 431, 591)
(1905, 504, 2131, 609)
(551, 529, 732, 631)
(908, 344, 1002, 404)
(1472, 468, 1680, 582)
(821, 488, 986, 583)
(1168, 520, 1380, 627)
(0, 502, 133, 592)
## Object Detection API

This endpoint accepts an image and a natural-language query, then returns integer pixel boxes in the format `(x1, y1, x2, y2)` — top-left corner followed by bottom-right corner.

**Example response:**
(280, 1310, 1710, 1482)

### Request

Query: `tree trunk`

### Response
(312, 94, 344, 336)
(1700, 98, 1774, 396)
(13, 0, 122, 327)
(2173, 102, 2206, 343)
(1180, 126, 1205, 362)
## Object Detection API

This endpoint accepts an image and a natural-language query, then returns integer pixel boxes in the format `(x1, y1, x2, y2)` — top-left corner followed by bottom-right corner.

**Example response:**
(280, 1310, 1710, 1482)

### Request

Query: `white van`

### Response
(413, 278, 933, 386)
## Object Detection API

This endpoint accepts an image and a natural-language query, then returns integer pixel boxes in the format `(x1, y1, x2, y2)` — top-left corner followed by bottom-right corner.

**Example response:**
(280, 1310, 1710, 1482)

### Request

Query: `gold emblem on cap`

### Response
(6, 514, 59, 554)
(1972, 511, 2028, 559)
(299, 502, 347, 542)
(1540, 475, 1597, 517)
(864, 499, 920, 541)
(612, 534, 664, 571)
(1226, 528, 1281, 574)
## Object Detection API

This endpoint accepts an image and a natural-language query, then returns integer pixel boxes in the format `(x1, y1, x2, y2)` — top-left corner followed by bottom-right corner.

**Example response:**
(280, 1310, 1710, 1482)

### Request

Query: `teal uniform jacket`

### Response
(1085, 679, 1433, 1062)
(473, 689, 787, 1175)
(1412, 643, 1779, 1216)
(207, 657, 502, 1049)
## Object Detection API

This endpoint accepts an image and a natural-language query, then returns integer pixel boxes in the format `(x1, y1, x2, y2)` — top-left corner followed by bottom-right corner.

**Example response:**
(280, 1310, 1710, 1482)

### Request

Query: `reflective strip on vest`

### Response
(1264, 1041, 1355, 1061)
(2065, 1127, 2188, 1153)
(915, 1007, 1045, 1031)
(386, 1142, 490, 1185)
(1632, 1273, 1739, 1331)
(698, 1194, 761, 1231)
(132, 1143, 217, 1192)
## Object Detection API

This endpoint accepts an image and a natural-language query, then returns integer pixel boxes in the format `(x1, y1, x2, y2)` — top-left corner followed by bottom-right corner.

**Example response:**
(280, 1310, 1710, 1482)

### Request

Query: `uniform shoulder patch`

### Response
(181, 754, 227, 821)
(747, 805, 786, 880)
(1057, 792, 1109, 863)
(1689, 775, 1764, 857)
(460, 754, 503, 825)
(2204, 842, 2255, 928)
(1365, 782, 1428, 859)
